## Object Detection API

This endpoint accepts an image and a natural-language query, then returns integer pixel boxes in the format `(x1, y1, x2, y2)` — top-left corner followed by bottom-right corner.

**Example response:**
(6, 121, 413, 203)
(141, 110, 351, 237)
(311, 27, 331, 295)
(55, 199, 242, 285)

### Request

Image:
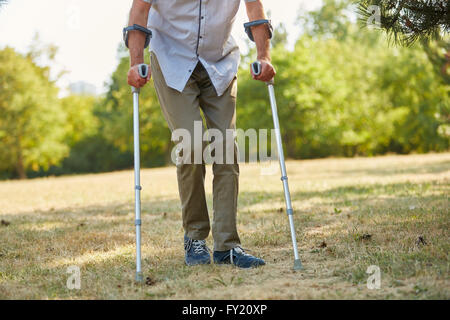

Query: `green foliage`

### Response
(298, 0, 354, 40)
(237, 26, 448, 158)
(420, 37, 450, 84)
(44, 94, 129, 176)
(59, 135, 132, 174)
(60, 94, 99, 147)
(235, 0, 448, 159)
(0, 47, 67, 178)
(271, 23, 288, 47)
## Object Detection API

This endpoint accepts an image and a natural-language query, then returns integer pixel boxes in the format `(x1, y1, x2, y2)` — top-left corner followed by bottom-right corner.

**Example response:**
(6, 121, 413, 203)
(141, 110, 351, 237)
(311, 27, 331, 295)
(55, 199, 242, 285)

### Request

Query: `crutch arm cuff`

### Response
(123, 24, 153, 49)
(244, 19, 273, 42)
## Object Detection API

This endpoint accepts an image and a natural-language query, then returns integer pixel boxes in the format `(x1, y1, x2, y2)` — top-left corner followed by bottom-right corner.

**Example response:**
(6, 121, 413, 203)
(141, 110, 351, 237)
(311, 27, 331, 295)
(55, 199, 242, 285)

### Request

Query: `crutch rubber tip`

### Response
(293, 259, 304, 271)
(135, 272, 144, 283)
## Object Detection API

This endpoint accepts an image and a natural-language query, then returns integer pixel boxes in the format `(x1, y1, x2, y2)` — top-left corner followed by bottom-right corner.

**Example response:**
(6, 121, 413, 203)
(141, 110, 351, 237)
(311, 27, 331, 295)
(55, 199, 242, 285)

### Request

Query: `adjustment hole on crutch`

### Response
(135, 185, 142, 190)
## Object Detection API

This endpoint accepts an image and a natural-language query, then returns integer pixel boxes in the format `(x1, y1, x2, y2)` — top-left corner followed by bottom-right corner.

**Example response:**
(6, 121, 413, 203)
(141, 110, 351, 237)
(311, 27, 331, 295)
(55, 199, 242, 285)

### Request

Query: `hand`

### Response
(127, 64, 151, 88)
(251, 59, 276, 82)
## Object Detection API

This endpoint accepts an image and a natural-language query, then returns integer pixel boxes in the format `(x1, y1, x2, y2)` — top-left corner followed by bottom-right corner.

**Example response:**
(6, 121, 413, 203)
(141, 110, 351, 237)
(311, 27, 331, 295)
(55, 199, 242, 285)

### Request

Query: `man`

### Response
(126, 0, 275, 268)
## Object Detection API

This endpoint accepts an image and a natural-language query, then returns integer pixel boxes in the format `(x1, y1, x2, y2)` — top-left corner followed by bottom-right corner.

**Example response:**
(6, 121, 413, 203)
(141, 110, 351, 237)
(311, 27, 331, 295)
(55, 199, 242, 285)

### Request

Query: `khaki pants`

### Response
(151, 53, 241, 251)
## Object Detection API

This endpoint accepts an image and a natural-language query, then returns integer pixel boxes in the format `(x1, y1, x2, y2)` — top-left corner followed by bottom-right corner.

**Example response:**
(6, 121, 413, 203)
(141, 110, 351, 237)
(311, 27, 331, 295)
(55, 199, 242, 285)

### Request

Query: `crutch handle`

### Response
(132, 64, 150, 94)
(251, 61, 274, 85)
(137, 63, 149, 79)
(251, 61, 262, 76)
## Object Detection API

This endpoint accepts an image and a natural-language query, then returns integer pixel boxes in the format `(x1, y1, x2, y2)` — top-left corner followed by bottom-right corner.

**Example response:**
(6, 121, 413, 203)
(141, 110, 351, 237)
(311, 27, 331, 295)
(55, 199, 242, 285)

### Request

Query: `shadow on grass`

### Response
(238, 179, 447, 209)
(0, 178, 447, 299)
(1, 179, 445, 248)
(328, 159, 450, 177)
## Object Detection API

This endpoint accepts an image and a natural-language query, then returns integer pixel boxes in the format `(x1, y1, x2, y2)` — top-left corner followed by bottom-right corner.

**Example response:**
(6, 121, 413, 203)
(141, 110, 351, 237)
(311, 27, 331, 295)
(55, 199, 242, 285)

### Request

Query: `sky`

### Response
(0, 0, 322, 94)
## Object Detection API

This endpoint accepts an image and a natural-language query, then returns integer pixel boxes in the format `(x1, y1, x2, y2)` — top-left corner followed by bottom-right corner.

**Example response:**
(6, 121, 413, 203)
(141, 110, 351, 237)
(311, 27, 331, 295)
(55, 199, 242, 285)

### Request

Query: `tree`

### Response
(298, 0, 354, 40)
(421, 38, 450, 83)
(0, 47, 67, 179)
(271, 22, 288, 47)
(356, 1, 449, 86)
(60, 94, 99, 147)
(237, 0, 448, 159)
(55, 93, 132, 175)
(357, 0, 449, 45)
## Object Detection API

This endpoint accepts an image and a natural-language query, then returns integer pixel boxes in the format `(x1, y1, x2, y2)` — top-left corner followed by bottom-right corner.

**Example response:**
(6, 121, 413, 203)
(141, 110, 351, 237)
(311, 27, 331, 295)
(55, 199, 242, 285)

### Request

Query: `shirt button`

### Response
(201, 16, 204, 19)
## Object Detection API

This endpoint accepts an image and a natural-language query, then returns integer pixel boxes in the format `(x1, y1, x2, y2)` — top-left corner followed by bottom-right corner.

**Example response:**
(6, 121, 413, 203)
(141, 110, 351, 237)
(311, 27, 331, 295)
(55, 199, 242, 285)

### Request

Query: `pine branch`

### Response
(356, 0, 449, 46)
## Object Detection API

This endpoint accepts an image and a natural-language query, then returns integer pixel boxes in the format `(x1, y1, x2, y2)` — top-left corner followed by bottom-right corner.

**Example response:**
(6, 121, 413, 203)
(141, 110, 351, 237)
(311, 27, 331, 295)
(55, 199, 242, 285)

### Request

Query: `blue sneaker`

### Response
(213, 246, 265, 269)
(184, 235, 211, 266)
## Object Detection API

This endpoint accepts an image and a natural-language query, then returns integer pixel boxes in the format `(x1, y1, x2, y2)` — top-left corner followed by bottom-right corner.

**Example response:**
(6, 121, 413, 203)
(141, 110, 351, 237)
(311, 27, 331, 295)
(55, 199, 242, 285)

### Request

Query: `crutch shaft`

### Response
(133, 91, 143, 282)
(267, 84, 303, 270)
(130, 64, 149, 283)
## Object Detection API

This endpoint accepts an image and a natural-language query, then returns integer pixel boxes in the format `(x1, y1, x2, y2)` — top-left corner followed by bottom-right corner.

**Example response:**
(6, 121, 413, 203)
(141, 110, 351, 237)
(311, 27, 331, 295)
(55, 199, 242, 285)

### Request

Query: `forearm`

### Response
(245, 0, 271, 61)
(128, 0, 151, 66)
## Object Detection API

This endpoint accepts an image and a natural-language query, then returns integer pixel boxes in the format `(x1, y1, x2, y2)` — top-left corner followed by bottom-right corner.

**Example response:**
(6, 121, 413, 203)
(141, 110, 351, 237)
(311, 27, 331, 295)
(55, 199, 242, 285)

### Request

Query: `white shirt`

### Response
(144, 0, 256, 96)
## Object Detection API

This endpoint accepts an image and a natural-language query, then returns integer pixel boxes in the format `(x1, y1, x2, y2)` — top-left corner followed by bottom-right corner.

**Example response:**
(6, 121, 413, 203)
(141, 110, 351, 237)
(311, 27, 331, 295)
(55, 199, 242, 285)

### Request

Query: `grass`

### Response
(0, 153, 449, 299)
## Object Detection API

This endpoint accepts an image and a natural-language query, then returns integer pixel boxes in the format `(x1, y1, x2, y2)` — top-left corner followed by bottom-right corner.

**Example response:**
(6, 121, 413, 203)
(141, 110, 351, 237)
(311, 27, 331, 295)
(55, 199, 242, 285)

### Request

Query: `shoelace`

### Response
(192, 239, 208, 254)
(230, 246, 252, 264)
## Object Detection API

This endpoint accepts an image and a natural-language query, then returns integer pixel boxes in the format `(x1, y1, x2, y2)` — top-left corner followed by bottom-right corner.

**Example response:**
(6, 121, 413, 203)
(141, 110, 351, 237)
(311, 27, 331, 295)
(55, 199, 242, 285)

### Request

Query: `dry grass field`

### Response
(0, 153, 449, 299)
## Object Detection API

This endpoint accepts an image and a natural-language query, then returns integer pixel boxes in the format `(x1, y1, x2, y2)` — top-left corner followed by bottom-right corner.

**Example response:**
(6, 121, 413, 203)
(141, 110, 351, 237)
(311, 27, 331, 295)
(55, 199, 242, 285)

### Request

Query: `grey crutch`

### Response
(132, 64, 149, 283)
(122, 23, 153, 283)
(252, 61, 303, 271)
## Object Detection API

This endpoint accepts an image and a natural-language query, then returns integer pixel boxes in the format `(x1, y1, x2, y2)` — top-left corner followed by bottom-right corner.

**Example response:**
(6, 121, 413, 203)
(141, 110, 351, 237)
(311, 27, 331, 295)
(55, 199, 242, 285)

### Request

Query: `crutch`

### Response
(131, 64, 149, 283)
(252, 61, 303, 271)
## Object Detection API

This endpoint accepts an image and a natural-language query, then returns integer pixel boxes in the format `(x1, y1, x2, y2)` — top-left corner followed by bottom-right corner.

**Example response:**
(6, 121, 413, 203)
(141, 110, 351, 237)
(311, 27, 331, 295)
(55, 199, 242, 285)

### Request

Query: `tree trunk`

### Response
(16, 144, 27, 179)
